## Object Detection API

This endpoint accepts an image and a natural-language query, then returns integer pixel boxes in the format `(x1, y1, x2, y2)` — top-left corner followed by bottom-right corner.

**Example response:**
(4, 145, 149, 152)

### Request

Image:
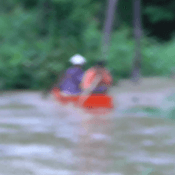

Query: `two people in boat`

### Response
(57, 54, 113, 102)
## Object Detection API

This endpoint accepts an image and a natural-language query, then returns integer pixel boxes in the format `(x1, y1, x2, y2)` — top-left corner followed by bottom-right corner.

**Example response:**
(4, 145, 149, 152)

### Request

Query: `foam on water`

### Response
(0, 144, 55, 157)
(0, 128, 18, 133)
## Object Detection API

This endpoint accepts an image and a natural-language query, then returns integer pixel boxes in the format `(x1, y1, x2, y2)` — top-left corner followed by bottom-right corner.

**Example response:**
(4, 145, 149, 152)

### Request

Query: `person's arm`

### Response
(58, 73, 66, 86)
(101, 70, 113, 87)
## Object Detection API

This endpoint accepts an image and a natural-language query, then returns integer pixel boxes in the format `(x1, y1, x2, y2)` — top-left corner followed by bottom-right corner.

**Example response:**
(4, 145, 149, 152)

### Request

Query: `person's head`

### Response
(69, 54, 86, 67)
(95, 60, 106, 71)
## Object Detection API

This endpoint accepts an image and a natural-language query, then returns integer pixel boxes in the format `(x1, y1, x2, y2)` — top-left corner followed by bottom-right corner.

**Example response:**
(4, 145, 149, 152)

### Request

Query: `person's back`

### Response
(81, 61, 112, 94)
(59, 66, 84, 95)
(58, 54, 86, 95)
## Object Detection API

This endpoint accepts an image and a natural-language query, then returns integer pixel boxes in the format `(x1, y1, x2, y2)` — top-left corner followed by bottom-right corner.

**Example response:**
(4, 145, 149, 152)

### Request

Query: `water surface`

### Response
(0, 91, 175, 175)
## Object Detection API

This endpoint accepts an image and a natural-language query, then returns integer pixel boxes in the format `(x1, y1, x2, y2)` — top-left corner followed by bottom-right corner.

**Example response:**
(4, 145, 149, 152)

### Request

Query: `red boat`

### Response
(52, 87, 79, 105)
(52, 87, 114, 115)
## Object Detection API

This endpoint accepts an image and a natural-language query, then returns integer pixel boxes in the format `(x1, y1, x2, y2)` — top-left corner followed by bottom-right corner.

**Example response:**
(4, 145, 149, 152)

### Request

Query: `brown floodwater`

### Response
(1, 82, 175, 175)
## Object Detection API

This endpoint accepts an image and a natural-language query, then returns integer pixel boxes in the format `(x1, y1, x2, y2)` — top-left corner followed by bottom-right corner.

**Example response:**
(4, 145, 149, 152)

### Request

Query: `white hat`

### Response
(69, 54, 86, 65)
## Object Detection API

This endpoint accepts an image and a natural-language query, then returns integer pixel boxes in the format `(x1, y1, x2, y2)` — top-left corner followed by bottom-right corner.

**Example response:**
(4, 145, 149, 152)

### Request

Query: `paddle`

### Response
(79, 74, 103, 106)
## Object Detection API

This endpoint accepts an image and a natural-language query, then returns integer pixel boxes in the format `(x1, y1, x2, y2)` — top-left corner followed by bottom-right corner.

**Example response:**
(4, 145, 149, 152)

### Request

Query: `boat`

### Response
(79, 94, 114, 115)
(52, 87, 114, 115)
(51, 87, 79, 105)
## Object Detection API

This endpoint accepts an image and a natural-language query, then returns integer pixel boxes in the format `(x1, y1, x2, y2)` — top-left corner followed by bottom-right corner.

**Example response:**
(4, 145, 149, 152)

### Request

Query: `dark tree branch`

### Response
(132, 0, 142, 83)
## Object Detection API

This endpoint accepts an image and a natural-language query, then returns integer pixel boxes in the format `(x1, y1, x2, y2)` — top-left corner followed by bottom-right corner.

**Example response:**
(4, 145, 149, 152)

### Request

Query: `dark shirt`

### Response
(59, 67, 84, 94)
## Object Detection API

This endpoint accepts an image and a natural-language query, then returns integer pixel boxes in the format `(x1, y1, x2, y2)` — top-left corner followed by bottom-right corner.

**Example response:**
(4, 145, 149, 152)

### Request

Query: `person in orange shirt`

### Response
(79, 60, 113, 104)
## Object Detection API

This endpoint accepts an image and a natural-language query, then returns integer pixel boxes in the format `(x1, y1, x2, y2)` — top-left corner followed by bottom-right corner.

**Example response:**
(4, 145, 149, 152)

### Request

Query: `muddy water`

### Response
(0, 91, 175, 175)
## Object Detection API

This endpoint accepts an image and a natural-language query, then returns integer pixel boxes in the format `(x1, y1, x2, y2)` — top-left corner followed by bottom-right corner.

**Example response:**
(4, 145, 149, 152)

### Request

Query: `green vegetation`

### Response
(0, 0, 175, 90)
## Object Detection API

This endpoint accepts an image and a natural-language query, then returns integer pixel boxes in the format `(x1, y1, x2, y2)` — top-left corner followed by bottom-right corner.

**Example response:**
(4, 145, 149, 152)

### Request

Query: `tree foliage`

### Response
(0, 0, 175, 89)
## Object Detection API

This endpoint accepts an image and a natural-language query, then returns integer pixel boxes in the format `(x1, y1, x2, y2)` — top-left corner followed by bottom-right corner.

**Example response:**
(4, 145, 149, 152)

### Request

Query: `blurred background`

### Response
(1, 0, 175, 90)
(1, 0, 175, 175)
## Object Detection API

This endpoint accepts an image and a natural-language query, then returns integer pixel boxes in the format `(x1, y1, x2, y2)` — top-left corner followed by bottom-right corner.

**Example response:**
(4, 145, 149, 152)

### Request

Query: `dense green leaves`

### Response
(145, 6, 175, 23)
(1, 0, 175, 89)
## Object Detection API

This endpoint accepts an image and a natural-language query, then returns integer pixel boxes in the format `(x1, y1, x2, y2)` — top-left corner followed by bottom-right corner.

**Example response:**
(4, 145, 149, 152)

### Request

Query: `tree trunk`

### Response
(38, 0, 52, 35)
(132, 0, 142, 83)
(102, 0, 119, 60)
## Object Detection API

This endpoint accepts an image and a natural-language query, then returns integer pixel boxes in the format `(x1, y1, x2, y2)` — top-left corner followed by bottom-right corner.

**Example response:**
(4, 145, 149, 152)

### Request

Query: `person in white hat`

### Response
(58, 54, 86, 95)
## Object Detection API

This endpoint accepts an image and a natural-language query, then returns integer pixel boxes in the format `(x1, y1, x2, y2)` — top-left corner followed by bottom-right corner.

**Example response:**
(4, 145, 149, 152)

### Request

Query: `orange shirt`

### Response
(81, 67, 112, 89)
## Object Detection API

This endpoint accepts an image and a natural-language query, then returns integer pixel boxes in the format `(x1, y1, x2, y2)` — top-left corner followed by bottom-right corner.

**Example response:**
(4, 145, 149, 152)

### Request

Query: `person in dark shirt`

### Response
(58, 54, 86, 96)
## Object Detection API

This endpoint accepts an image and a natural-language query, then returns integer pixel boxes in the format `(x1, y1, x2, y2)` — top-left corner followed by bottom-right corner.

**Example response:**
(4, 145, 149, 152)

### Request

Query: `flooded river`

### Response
(1, 87, 175, 175)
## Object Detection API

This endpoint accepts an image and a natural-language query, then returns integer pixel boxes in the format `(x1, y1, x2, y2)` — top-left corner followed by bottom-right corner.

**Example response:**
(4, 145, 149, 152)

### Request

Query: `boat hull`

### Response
(52, 88, 114, 115)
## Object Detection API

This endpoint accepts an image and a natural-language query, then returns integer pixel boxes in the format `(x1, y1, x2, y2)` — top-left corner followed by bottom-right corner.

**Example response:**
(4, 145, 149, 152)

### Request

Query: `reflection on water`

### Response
(0, 91, 175, 175)
(77, 114, 114, 174)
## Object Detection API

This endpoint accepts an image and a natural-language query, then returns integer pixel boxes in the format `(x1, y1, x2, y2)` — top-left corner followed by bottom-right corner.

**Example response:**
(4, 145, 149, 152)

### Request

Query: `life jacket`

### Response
(81, 67, 112, 89)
